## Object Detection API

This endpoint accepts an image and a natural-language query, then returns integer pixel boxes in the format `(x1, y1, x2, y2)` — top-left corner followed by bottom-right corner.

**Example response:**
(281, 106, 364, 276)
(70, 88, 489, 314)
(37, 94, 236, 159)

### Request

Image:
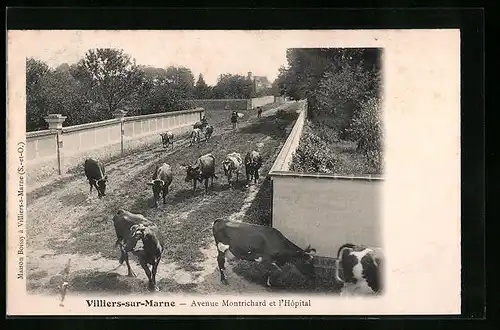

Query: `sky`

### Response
(18, 30, 300, 86)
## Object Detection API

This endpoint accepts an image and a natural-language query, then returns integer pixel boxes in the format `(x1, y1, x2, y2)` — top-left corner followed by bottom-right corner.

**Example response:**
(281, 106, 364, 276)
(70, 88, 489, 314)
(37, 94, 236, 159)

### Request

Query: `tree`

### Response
(71, 48, 144, 118)
(212, 73, 253, 99)
(314, 61, 378, 133)
(194, 73, 211, 99)
(279, 48, 382, 118)
(130, 65, 195, 114)
(345, 95, 384, 171)
(26, 58, 51, 131)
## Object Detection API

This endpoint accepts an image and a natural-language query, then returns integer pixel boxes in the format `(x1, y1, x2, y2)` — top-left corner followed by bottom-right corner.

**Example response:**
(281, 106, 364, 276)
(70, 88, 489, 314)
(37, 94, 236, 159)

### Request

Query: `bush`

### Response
(290, 121, 382, 175)
(290, 125, 338, 173)
(344, 96, 384, 173)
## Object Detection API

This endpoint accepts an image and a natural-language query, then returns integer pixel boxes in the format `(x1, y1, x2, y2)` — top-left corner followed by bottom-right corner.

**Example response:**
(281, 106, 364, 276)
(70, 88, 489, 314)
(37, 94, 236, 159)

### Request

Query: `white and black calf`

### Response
(84, 158, 108, 198)
(147, 163, 173, 207)
(222, 152, 243, 188)
(203, 125, 214, 141)
(160, 132, 174, 149)
(189, 128, 202, 146)
(245, 151, 263, 184)
(212, 218, 317, 288)
(334, 243, 383, 296)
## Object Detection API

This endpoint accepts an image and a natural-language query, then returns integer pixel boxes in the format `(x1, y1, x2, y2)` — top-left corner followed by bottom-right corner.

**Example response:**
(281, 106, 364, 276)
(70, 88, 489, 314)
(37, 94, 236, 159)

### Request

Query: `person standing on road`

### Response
(231, 111, 239, 130)
(257, 107, 263, 119)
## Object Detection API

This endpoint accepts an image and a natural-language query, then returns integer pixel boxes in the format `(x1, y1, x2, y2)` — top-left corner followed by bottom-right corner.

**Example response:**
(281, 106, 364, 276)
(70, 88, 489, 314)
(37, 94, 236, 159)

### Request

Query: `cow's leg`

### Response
(122, 249, 136, 277)
(88, 180, 93, 194)
(151, 259, 160, 292)
(192, 179, 197, 192)
(204, 177, 209, 193)
(163, 186, 168, 205)
(261, 259, 284, 288)
(216, 242, 229, 284)
(138, 258, 154, 291)
(254, 170, 259, 184)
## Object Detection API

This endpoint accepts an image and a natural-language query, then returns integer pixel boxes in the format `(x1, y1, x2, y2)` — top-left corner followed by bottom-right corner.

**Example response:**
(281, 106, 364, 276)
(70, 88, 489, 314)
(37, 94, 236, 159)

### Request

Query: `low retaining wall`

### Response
(250, 96, 275, 109)
(189, 95, 276, 111)
(26, 108, 204, 186)
(188, 99, 249, 111)
(268, 99, 383, 258)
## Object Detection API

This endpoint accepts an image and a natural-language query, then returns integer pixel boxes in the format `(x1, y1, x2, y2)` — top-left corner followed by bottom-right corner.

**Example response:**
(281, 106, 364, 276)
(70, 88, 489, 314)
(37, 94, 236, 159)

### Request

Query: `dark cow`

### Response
(182, 153, 218, 193)
(334, 243, 383, 296)
(245, 151, 263, 184)
(147, 163, 173, 207)
(193, 120, 207, 130)
(212, 218, 317, 287)
(203, 125, 214, 141)
(112, 209, 164, 291)
(84, 158, 108, 198)
(126, 223, 165, 292)
(160, 132, 174, 149)
(112, 209, 154, 277)
(189, 128, 202, 146)
(222, 152, 243, 188)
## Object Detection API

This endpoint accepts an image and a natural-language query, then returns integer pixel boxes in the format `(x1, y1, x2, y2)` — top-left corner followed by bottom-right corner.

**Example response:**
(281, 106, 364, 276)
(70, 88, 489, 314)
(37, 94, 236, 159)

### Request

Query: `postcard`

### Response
(7, 29, 461, 315)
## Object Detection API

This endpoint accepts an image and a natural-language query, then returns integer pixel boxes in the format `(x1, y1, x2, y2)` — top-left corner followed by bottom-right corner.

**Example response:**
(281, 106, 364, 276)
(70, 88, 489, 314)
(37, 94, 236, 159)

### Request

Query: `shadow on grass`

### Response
(69, 270, 149, 294)
(232, 260, 342, 293)
(128, 194, 155, 213)
(27, 172, 82, 203)
(238, 117, 294, 140)
(59, 190, 89, 207)
(157, 278, 199, 293)
(241, 177, 273, 227)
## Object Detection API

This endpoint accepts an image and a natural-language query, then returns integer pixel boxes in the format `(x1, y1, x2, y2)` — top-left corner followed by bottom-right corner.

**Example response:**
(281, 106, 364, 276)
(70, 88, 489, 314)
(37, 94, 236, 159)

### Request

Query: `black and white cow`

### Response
(334, 243, 383, 296)
(84, 158, 108, 198)
(203, 125, 214, 141)
(221, 152, 243, 188)
(212, 218, 317, 288)
(189, 128, 202, 146)
(244, 150, 263, 184)
(159, 132, 174, 149)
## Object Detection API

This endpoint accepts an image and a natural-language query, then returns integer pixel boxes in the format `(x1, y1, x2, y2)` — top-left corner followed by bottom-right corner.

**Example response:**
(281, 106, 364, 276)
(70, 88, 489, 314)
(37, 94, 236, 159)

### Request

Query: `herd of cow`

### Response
(79, 118, 383, 296)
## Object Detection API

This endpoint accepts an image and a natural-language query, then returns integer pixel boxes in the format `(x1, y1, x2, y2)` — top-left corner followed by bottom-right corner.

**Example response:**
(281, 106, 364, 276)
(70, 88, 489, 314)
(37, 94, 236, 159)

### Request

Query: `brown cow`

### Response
(147, 163, 173, 207)
(212, 218, 317, 287)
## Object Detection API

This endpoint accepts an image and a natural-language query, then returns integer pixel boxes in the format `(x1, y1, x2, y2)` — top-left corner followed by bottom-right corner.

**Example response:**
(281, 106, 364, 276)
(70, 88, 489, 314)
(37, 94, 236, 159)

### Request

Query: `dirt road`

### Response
(26, 102, 316, 296)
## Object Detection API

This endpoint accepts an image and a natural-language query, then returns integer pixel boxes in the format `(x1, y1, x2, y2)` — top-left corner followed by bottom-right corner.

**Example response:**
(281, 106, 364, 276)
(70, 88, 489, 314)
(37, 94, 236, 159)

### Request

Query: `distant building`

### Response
(247, 72, 272, 93)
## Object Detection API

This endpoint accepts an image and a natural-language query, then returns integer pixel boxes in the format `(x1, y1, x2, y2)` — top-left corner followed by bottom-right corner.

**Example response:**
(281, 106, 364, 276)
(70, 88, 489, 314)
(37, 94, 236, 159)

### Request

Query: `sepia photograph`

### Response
(7, 29, 461, 315)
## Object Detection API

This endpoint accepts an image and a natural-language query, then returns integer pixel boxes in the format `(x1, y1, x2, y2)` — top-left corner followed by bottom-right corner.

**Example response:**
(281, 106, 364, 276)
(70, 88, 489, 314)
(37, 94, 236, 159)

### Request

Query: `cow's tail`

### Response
(334, 243, 356, 285)
(337, 243, 356, 259)
(211, 217, 227, 236)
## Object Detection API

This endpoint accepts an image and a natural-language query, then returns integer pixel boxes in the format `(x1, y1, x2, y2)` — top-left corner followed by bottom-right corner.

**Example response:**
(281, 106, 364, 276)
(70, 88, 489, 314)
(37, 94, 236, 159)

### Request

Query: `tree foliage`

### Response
(282, 48, 384, 175)
(26, 48, 275, 131)
(72, 48, 144, 117)
(194, 73, 212, 99)
(212, 74, 253, 99)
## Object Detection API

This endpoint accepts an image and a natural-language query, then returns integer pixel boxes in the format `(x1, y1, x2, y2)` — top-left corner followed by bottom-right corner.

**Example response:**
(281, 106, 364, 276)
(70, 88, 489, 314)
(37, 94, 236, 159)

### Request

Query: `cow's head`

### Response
(96, 176, 108, 198)
(221, 160, 232, 179)
(293, 245, 317, 281)
(130, 224, 147, 240)
(147, 179, 165, 205)
(181, 164, 200, 182)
